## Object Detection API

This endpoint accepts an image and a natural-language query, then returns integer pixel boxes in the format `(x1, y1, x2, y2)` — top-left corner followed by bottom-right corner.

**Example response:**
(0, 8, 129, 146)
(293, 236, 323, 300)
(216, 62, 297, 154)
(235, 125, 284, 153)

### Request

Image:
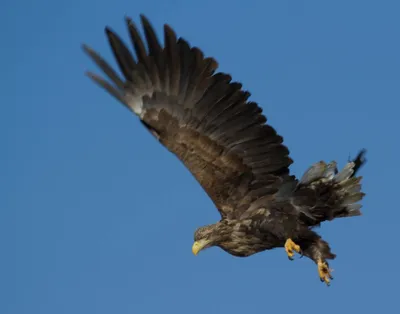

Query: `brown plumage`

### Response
(82, 15, 367, 286)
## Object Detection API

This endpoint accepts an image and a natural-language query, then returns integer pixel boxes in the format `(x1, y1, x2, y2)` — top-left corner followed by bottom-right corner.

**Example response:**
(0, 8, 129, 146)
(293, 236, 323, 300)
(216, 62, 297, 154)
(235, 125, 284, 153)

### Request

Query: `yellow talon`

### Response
(317, 259, 333, 286)
(284, 238, 301, 260)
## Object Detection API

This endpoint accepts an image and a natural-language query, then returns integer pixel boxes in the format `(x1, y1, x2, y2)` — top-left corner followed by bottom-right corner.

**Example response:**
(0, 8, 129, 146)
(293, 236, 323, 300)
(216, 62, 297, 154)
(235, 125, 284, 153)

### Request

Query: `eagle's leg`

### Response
(297, 230, 336, 286)
(284, 238, 302, 260)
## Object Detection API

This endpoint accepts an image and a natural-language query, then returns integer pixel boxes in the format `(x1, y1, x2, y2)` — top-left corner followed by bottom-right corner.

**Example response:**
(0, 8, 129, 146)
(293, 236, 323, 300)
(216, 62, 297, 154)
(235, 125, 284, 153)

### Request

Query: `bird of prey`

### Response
(82, 15, 366, 286)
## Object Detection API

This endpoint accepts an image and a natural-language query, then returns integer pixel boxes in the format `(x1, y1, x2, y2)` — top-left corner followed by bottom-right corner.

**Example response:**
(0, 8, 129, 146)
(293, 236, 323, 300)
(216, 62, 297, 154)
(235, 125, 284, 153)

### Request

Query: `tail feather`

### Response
(350, 148, 367, 177)
(345, 203, 362, 216)
(296, 149, 367, 225)
(333, 161, 355, 182)
(342, 191, 364, 205)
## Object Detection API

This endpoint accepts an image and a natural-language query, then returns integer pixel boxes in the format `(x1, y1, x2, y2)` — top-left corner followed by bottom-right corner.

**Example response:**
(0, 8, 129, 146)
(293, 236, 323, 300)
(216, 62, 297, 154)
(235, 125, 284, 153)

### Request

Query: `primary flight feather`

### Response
(83, 15, 366, 286)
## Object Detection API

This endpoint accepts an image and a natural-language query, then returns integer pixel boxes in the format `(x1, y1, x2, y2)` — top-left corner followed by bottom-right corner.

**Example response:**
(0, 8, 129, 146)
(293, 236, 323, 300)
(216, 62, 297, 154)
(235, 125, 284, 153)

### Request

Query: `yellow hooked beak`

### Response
(192, 239, 210, 255)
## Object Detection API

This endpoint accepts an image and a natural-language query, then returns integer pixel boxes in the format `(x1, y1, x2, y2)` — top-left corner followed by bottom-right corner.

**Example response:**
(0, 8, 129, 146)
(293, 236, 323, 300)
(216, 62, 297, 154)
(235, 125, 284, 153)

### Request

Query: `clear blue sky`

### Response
(3, 0, 400, 313)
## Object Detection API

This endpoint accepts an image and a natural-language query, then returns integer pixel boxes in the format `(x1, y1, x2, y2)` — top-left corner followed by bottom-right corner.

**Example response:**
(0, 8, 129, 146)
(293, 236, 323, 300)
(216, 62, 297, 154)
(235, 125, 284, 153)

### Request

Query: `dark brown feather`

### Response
(82, 15, 294, 219)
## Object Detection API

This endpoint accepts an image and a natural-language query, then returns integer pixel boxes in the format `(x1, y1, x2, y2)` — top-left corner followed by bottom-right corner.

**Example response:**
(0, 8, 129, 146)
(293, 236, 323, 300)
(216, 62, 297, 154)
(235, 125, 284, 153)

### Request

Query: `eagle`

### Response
(82, 15, 366, 286)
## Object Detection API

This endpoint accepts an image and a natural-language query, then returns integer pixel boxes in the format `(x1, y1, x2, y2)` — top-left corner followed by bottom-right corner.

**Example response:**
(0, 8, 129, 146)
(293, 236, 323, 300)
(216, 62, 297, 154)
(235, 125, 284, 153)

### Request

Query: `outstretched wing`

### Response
(83, 15, 294, 219)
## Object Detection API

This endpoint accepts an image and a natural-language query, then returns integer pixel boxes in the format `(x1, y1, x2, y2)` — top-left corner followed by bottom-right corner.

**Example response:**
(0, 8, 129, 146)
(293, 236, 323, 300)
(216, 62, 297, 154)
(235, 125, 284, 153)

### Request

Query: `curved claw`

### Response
(317, 259, 333, 286)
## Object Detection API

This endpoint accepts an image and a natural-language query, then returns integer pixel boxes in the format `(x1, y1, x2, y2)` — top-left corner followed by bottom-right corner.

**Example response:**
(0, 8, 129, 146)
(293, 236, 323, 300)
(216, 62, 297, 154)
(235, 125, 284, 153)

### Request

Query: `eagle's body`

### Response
(83, 15, 366, 285)
(204, 213, 303, 258)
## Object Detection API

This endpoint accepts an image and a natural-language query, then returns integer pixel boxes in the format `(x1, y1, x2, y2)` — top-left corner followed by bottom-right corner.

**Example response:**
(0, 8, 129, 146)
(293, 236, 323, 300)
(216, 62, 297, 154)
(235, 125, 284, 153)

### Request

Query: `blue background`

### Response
(3, 0, 399, 313)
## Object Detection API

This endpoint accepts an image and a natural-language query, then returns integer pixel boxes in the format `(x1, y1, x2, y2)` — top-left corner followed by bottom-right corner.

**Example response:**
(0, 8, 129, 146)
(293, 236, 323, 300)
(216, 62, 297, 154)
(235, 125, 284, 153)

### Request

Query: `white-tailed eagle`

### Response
(82, 15, 366, 286)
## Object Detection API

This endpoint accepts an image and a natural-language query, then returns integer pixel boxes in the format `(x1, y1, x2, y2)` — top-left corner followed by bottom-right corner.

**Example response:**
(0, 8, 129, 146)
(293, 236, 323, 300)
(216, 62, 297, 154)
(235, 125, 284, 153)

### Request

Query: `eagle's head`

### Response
(192, 223, 225, 255)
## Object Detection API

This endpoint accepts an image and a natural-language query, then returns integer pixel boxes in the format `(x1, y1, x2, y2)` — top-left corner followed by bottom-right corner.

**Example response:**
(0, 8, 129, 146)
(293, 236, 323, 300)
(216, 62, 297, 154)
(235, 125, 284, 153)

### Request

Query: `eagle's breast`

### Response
(216, 220, 280, 257)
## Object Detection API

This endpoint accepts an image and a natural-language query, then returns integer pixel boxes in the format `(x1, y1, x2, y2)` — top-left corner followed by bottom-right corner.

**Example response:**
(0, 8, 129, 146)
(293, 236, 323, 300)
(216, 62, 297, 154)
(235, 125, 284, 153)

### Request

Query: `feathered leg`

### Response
(297, 230, 336, 286)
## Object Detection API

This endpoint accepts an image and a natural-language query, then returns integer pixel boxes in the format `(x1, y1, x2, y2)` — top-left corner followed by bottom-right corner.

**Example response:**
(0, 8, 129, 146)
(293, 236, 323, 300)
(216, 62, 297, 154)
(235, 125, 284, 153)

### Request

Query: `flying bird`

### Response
(82, 15, 367, 286)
